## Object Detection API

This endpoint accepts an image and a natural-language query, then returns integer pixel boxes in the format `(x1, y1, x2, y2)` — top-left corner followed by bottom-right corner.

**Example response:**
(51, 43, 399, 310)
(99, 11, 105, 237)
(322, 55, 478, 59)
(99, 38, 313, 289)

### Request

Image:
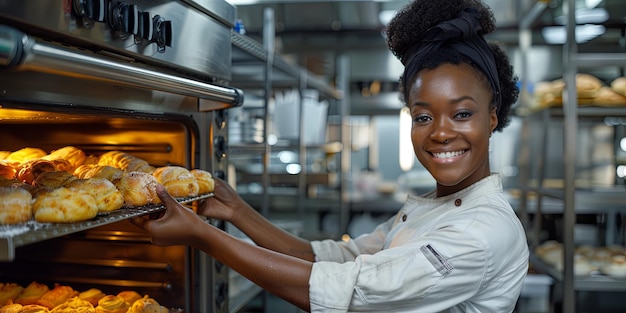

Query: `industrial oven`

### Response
(0, 0, 242, 312)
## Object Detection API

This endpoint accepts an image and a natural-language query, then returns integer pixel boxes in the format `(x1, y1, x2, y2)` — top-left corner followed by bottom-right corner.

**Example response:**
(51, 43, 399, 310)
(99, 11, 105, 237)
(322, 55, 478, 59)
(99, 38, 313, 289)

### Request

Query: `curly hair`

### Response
(385, 0, 518, 132)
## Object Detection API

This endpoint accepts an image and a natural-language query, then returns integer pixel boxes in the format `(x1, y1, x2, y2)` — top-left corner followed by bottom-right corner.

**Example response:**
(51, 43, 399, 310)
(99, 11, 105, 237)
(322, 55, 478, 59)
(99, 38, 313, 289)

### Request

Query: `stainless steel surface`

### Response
(0, 0, 235, 81)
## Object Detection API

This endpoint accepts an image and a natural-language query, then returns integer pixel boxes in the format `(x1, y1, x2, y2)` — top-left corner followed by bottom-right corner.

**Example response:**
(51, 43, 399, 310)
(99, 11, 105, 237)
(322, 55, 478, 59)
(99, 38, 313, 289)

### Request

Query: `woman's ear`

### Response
(489, 107, 498, 133)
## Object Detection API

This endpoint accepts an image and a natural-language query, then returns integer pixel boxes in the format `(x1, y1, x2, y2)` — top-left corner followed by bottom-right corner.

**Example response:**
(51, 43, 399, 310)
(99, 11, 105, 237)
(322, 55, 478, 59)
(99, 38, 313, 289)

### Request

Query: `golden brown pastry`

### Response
(116, 291, 142, 306)
(78, 289, 105, 307)
(588, 86, 626, 106)
(0, 177, 22, 188)
(98, 151, 155, 174)
(36, 285, 78, 309)
(42, 146, 86, 172)
(153, 166, 199, 197)
(17, 304, 50, 313)
(0, 151, 10, 161)
(16, 160, 56, 184)
(0, 303, 23, 313)
(94, 295, 129, 313)
(190, 169, 215, 194)
(15, 282, 50, 306)
(49, 297, 94, 313)
(5, 148, 47, 166)
(114, 172, 160, 207)
(127, 296, 168, 313)
(0, 283, 24, 306)
(33, 171, 77, 189)
(611, 77, 626, 97)
(66, 178, 124, 213)
(0, 163, 16, 180)
(0, 187, 33, 225)
(74, 165, 124, 184)
(32, 187, 98, 223)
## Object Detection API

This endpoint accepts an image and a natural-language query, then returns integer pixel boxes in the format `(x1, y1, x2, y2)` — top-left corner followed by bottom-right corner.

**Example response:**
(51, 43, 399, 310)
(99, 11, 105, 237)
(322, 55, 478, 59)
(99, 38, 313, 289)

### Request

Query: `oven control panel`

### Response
(72, 0, 172, 51)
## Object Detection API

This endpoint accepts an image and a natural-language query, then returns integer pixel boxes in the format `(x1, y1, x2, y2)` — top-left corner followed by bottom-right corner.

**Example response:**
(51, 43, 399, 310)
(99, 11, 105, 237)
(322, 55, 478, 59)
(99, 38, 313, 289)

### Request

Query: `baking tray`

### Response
(0, 193, 214, 261)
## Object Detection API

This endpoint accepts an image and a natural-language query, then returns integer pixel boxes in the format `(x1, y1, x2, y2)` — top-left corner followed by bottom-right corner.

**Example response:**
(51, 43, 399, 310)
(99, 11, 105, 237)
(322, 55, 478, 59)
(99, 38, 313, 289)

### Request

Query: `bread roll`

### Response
(36, 285, 78, 309)
(0, 283, 24, 306)
(49, 297, 94, 313)
(67, 178, 124, 213)
(153, 166, 199, 197)
(33, 171, 77, 189)
(16, 160, 56, 184)
(116, 291, 142, 306)
(5, 148, 47, 166)
(15, 282, 50, 306)
(191, 169, 215, 194)
(114, 172, 160, 207)
(0, 187, 33, 225)
(78, 289, 105, 307)
(94, 295, 129, 313)
(33, 187, 98, 223)
(98, 151, 154, 173)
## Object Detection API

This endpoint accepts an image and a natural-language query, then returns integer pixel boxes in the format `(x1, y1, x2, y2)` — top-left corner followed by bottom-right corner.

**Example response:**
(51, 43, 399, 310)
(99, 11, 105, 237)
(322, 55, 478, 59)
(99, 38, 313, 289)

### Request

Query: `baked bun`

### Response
(42, 146, 86, 172)
(66, 178, 124, 213)
(74, 165, 124, 184)
(153, 166, 199, 197)
(611, 77, 626, 96)
(0, 303, 23, 313)
(33, 171, 77, 189)
(0, 187, 33, 225)
(16, 304, 50, 313)
(0, 163, 16, 180)
(98, 152, 155, 174)
(15, 282, 50, 305)
(115, 172, 160, 207)
(16, 160, 56, 184)
(94, 295, 129, 313)
(127, 296, 168, 313)
(5, 148, 47, 166)
(36, 285, 78, 309)
(78, 289, 105, 307)
(49, 297, 94, 313)
(116, 291, 142, 306)
(0, 283, 24, 306)
(33, 187, 98, 223)
(191, 169, 215, 194)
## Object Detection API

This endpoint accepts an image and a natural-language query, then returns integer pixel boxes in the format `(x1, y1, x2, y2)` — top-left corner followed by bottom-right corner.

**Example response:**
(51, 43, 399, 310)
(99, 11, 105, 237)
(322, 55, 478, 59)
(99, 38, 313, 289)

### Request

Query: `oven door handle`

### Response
(0, 25, 243, 108)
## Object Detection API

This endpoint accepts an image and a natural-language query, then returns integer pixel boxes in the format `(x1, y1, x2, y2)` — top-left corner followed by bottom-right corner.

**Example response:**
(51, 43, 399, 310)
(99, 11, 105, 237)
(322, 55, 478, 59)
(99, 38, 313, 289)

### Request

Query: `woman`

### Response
(131, 0, 528, 311)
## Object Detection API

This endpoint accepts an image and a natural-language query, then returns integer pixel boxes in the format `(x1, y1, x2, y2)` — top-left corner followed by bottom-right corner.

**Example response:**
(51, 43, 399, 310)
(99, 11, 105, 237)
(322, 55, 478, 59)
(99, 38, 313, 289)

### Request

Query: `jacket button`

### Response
(455, 199, 462, 206)
(402, 214, 407, 222)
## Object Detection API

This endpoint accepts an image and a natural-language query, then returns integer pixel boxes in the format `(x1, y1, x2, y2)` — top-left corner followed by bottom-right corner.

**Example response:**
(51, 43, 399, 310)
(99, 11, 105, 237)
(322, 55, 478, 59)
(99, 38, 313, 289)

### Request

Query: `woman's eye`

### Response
(413, 114, 431, 124)
(455, 110, 473, 119)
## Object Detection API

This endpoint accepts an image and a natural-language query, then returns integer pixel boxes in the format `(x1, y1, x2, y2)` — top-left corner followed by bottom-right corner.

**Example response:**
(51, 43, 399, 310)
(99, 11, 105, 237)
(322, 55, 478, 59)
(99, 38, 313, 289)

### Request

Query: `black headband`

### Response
(400, 8, 501, 113)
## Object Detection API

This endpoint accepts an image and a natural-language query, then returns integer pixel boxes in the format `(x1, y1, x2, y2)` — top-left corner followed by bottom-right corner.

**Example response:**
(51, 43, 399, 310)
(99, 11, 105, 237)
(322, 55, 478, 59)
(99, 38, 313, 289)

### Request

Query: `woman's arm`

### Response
(199, 178, 316, 261)
(131, 185, 313, 311)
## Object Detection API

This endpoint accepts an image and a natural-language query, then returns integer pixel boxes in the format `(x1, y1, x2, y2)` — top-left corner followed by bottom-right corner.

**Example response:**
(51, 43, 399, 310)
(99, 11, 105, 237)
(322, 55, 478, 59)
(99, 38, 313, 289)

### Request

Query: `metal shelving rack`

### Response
(518, 0, 626, 311)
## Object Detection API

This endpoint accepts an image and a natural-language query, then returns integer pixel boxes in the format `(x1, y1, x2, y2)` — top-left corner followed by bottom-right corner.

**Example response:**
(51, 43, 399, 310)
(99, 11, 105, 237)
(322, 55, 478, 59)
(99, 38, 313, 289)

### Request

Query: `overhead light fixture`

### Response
(542, 24, 606, 44)
(399, 107, 414, 172)
(554, 8, 609, 25)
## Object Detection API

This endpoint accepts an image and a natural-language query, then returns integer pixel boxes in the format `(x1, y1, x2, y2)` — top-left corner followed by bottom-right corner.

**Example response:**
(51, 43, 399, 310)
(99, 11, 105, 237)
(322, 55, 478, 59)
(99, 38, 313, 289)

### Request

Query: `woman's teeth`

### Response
(433, 150, 465, 159)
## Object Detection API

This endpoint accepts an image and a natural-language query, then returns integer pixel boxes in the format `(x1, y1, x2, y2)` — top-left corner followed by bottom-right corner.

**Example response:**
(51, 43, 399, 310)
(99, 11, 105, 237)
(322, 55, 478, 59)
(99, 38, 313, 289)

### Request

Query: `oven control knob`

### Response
(214, 136, 227, 161)
(152, 15, 173, 50)
(110, 2, 139, 34)
(73, 0, 106, 27)
(137, 11, 153, 40)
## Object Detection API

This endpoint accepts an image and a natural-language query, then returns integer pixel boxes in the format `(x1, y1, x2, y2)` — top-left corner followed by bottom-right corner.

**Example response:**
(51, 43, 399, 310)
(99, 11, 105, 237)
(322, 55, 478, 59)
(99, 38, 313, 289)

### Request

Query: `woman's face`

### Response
(407, 63, 497, 196)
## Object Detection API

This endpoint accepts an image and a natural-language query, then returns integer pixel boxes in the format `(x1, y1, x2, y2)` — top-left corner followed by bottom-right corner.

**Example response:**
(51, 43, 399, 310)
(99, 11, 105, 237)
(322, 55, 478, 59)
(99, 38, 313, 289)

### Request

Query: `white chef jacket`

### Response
(309, 174, 528, 313)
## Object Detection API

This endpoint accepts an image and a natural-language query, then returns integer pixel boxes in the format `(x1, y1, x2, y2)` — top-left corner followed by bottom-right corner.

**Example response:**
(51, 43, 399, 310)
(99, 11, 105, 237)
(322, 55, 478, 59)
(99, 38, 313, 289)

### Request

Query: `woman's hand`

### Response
(197, 178, 251, 223)
(131, 184, 207, 247)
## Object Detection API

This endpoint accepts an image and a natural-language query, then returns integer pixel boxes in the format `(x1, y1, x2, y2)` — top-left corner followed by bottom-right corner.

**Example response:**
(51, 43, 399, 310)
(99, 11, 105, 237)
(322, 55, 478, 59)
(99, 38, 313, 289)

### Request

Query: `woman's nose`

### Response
(429, 117, 455, 143)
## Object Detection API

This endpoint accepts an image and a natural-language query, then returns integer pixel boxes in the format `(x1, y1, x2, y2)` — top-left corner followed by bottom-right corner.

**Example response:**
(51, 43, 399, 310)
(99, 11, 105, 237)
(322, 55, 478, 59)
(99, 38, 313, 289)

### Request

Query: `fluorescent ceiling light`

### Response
(542, 24, 606, 44)
(554, 8, 609, 25)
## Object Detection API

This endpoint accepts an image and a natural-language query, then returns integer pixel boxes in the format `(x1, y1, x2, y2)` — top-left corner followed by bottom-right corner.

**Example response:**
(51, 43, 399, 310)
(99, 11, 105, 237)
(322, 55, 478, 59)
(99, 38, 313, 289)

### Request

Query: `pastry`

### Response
(116, 291, 142, 306)
(94, 295, 129, 313)
(42, 146, 86, 172)
(66, 178, 124, 213)
(0, 151, 10, 161)
(16, 160, 56, 184)
(611, 77, 626, 97)
(17, 304, 50, 313)
(588, 86, 626, 106)
(98, 151, 155, 174)
(0, 163, 16, 180)
(5, 148, 47, 166)
(74, 165, 124, 184)
(0, 187, 33, 225)
(153, 166, 199, 197)
(15, 282, 50, 306)
(0, 283, 24, 306)
(49, 297, 94, 313)
(78, 289, 105, 307)
(600, 254, 626, 278)
(33, 187, 98, 223)
(115, 172, 160, 207)
(36, 285, 78, 309)
(191, 169, 215, 194)
(0, 303, 23, 313)
(127, 296, 168, 313)
(0, 177, 21, 188)
(33, 171, 77, 189)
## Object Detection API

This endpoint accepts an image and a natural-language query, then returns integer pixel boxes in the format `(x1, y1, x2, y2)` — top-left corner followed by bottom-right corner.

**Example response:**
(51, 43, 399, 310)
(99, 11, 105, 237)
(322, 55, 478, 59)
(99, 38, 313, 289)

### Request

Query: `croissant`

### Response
(42, 146, 86, 172)
(16, 159, 56, 184)
(153, 166, 199, 197)
(49, 297, 94, 313)
(15, 282, 50, 305)
(67, 178, 124, 213)
(74, 165, 124, 184)
(33, 171, 77, 189)
(0, 283, 24, 306)
(116, 291, 142, 306)
(5, 148, 47, 166)
(94, 295, 129, 313)
(78, 289, 105, 307)
(36, 284, 78, 309)
(98, 151, 154, 173)
(15, 304, 50, 313)
(0, 303, 23, 313)
(191, 169, 215, 194)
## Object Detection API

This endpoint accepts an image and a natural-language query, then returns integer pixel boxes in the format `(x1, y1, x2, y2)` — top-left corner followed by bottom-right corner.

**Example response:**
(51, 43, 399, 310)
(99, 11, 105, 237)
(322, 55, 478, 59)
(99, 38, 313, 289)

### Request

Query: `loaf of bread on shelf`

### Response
(67, 178, 124, 213)
(94, 295, 130, 313)
(36, 285, 79, 309)
(153, 166, 199, 197)
(33, 171, 77, 189)
(114, 171, 160, 207)
(32, 187, 98, 223)
(0, 186, 33, 225)
(98, 151, 155, 174)
(0, 283, 24, 306)
(4, 148, 47, 167)
(41, 146, 86, 173)
(191, 169, 215, 194)
(15, 282, 50, 306)
(78, 289, 105, 307)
